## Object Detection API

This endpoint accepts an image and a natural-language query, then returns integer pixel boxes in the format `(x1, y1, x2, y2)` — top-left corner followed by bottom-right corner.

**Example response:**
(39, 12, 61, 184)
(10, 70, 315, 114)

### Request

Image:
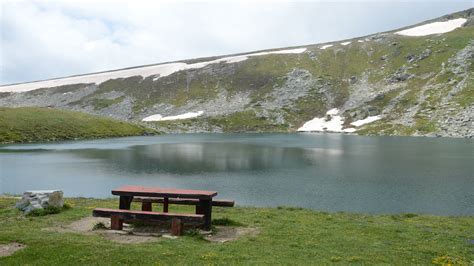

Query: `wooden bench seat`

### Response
(132, 197, 235, 207)
(92, 208, 204, 235)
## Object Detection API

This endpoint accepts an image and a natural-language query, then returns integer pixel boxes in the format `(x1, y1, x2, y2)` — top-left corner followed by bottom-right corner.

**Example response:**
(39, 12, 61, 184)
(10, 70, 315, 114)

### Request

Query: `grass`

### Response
(89, 96, 126, 110)
(150, 110, 291, 133)
(0, 197, 472, 264)
(0, 107, 157, 144)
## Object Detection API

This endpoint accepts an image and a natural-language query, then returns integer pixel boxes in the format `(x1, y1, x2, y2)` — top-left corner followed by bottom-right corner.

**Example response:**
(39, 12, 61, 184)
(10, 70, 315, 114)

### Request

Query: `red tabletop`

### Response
(112, 185, 217, 200)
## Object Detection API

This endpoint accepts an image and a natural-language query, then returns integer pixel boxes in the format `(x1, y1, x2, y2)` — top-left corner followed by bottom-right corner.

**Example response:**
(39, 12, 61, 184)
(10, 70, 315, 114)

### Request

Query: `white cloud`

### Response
(0, 0, 471, 84)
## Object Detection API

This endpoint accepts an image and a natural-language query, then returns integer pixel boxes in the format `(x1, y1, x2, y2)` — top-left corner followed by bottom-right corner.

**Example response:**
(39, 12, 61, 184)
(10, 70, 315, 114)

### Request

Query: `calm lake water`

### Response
(0, 133, 472, 215)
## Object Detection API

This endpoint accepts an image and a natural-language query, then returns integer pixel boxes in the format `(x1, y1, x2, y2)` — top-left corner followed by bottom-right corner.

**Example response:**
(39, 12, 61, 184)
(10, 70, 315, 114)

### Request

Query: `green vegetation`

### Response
(150, 110, 291, 133)
(357, 120, 415, 136)
(90, 96, 125, 110)
(27, 204, 71, 217)
(454, 71, 474, 107)
(0, 197, 472, 264)
(25, 84, 92, 96)
(0, 107, 157, 144)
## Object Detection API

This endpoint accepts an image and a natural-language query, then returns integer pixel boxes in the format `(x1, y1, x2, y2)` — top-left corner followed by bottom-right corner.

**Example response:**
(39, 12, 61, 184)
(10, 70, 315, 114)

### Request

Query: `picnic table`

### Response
(108, 185, 218, 231)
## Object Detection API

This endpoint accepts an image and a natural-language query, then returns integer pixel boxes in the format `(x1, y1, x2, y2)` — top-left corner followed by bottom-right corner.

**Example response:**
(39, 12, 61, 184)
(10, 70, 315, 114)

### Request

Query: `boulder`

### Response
(367, 106, 380, 116)
(15, 190, 64, 214)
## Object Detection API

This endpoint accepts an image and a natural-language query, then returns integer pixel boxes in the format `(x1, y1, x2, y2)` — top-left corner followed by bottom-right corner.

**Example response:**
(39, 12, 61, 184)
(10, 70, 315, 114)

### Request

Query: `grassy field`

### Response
(0, 107, 157, 144)
(0, 197, 472, 264)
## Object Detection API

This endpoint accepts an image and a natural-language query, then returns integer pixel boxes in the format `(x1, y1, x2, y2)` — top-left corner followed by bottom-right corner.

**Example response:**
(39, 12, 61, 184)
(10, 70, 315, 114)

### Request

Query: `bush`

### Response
(92, 222, 107, 231)
(27, 204, 71, 217)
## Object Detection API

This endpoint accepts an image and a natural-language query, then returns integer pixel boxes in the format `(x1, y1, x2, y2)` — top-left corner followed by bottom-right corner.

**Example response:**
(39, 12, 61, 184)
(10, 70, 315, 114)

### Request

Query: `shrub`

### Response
(27, 205, 71, 217)
(92, 222, 107, 231)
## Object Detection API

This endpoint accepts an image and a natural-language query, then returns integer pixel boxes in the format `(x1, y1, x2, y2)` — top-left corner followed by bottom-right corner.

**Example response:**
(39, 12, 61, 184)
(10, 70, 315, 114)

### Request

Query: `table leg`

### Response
(119, 196, 133, 210)
(142, 201, 152, 211)
(111, 215, 123, 230)
(197, 199, 212, 231)
(163, 197, 169, 213)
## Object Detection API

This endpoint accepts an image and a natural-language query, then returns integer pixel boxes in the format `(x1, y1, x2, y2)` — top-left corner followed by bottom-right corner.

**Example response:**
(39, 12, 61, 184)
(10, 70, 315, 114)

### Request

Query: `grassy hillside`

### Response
(0, 107, 156, 144)
(0, 197, 472, 264)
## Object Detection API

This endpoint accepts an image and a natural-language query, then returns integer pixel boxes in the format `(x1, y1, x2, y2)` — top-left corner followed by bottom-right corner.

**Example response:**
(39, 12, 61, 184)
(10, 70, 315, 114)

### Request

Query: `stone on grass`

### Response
(15, 190, 64, 214)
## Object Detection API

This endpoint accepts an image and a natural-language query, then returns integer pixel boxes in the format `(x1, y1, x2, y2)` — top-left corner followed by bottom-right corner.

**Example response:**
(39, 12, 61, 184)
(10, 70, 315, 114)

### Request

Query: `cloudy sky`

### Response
(0, 0, 472, 85)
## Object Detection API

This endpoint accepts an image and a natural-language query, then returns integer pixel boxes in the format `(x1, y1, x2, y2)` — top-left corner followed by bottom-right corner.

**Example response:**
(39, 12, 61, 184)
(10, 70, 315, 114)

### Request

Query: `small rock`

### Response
(406, 54, 416, 63)
(375, 93, 385, 100)
(419, 49, 431, 60)
(367, 106, 380, 116)
(350, 76, 357, 84)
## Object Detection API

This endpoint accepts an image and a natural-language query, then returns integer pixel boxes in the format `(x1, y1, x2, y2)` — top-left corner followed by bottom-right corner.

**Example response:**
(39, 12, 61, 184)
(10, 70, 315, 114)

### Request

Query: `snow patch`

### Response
(142, 111, 204, 122)
(320, 44, 333, 50)
(357, 40, 364, 43)
(340, 42, 351, 46)
(350, 115, 381, 127)
(395, 18, 466, 36)
(297, 108, 355, 133)
(0, 48, 306, 93)
(326, 108, 339, 115)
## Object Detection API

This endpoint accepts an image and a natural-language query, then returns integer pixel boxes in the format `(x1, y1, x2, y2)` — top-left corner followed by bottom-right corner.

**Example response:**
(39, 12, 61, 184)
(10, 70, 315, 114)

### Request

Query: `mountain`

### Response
(1, 8, 472, 138)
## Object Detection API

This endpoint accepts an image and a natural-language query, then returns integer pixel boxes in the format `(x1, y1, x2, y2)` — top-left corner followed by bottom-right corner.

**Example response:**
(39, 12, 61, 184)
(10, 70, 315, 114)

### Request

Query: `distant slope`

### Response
(0, 107, 156, 143)
(0, 8, 472, 137)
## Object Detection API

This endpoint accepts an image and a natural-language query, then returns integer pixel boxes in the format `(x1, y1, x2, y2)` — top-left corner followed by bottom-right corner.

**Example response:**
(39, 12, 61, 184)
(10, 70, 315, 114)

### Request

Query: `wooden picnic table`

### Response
(112, 185, 218, 230)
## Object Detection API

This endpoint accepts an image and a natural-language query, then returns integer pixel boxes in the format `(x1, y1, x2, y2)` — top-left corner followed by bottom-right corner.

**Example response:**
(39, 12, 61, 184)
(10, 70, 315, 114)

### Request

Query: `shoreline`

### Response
(1, 130, 472, 145)
(1, 195, 472, 217)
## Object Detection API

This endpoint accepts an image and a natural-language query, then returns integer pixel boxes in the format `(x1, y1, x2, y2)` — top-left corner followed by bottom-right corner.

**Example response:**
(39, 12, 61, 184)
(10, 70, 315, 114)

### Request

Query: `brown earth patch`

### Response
(0, 242, 26, 257)
(46, 217, 257, 244)
(45, 217, 164, 244)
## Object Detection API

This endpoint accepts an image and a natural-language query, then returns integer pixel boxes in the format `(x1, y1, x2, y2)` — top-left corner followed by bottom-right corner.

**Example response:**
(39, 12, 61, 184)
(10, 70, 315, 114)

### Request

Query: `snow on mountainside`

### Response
(0, 48, 306, 93)
(0, 8, 473, 138)
(396, 18, 467, 36)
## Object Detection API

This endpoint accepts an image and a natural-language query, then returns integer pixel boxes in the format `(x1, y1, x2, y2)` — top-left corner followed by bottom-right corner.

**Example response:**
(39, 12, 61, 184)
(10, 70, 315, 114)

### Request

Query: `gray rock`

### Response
(418, 49, 432, 60)
(374, 93, 385, 100)
(388, 66, 415, 83)
(406, 54, 416, 63)
(367, 106, 380, 116)
(16, 190, 64, 214)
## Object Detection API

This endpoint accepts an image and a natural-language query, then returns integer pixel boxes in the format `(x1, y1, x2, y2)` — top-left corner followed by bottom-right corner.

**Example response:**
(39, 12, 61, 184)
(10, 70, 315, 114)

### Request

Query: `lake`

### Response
(0, 133, 472, 215)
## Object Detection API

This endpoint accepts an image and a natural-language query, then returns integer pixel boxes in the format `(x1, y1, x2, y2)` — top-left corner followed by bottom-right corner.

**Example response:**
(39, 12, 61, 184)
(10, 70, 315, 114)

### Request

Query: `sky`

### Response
(0, 0, 472, 85)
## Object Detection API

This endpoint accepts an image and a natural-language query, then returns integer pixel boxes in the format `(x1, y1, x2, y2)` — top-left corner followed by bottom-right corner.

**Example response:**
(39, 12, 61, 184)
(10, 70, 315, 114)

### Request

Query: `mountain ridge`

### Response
(1, 8, 473, 138)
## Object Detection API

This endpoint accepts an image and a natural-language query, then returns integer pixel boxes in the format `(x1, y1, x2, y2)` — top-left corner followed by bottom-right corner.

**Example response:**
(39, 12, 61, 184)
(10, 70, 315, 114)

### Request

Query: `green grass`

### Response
(0, 107, 157, 144)
(89, 96, 125, 110)
(150, 110, 291, 133)
(0, 197, 472, 264)
(357, 120, 416, 136)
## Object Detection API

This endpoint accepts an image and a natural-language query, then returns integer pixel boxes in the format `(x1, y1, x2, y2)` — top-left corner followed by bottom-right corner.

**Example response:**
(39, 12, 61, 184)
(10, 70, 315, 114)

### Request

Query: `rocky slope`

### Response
(1, 9, 473, 138)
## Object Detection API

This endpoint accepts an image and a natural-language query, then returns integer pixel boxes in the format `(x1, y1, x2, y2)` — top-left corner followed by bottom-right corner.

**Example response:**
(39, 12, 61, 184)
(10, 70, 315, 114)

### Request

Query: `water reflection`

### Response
(69, 143, 310, 174)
